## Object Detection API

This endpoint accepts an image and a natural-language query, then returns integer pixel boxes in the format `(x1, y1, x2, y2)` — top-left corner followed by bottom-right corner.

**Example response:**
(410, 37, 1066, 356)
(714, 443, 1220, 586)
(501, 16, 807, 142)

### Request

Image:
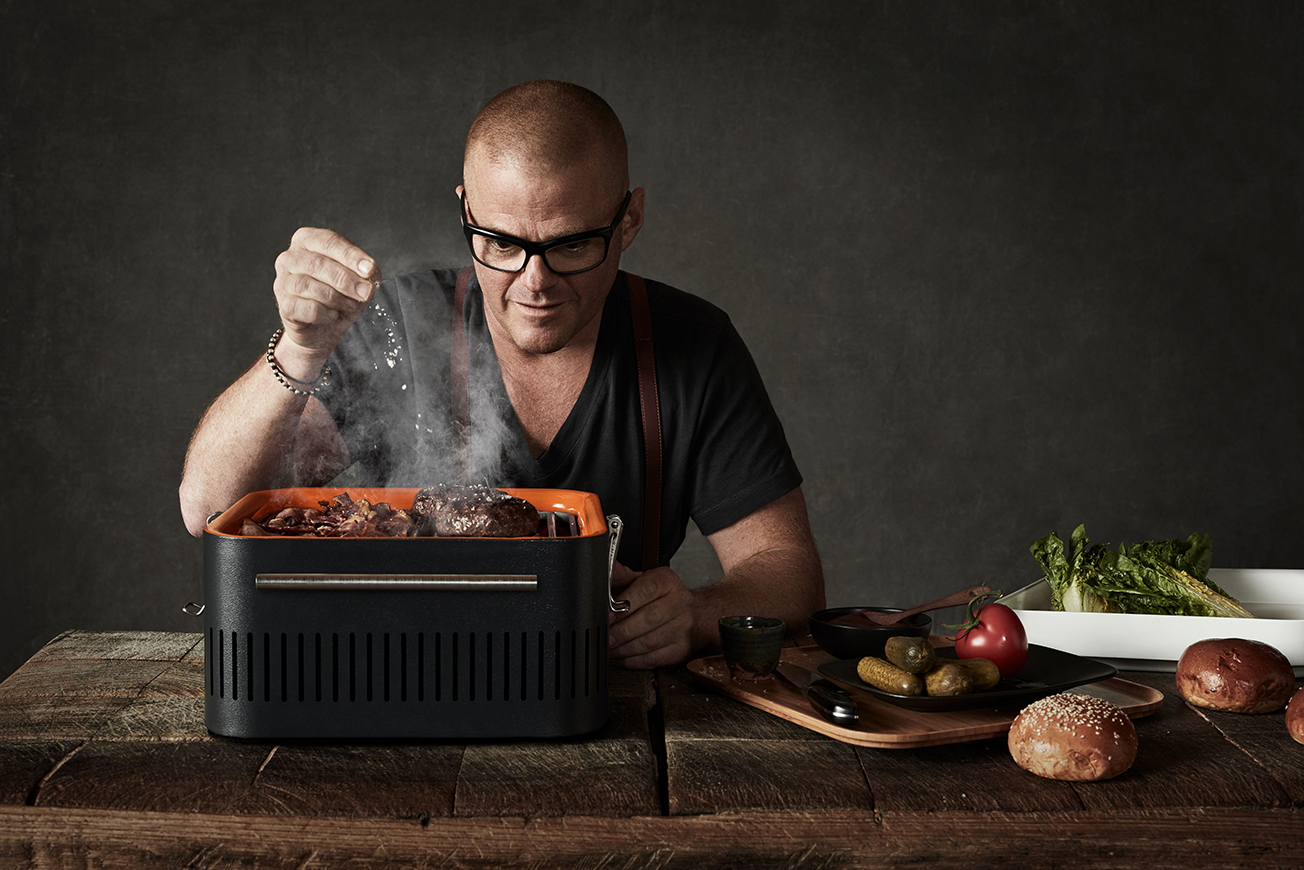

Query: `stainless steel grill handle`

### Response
(607, 514, 629, 613)
(254, 574, 537, 591)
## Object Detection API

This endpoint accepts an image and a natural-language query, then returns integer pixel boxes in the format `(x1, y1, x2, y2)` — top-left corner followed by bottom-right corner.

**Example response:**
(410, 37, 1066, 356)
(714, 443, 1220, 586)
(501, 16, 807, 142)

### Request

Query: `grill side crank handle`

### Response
(606, 515, 630, 613)
(183, 513, 225, 616)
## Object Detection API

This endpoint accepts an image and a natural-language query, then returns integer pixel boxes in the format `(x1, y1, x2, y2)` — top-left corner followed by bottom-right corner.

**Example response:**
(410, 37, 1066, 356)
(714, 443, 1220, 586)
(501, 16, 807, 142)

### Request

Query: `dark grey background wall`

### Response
(2, 1, 1301, 681)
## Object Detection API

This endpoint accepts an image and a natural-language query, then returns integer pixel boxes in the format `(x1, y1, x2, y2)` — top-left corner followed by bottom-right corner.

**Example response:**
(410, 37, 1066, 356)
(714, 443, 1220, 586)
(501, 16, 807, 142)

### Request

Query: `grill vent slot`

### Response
(207, 625, 604, 705)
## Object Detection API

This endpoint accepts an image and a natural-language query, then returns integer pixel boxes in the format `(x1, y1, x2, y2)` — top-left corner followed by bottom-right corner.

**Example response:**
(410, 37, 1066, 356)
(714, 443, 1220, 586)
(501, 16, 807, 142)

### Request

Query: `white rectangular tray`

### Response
(1000, 568, 1304, 676)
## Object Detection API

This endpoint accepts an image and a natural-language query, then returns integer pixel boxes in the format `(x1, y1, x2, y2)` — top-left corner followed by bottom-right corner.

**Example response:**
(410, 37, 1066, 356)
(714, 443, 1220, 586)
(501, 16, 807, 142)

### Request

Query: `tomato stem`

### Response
(941, 590, 1005, 636)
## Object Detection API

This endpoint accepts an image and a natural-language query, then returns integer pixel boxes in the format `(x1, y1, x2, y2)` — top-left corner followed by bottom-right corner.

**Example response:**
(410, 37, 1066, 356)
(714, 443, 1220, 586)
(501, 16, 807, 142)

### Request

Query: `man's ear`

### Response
(618, 187, 646, 252)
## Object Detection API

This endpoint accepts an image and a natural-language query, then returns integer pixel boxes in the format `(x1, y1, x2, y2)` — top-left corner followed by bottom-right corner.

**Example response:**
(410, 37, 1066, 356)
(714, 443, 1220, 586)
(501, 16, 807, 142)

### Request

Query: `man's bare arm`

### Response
(178, 365, 350, 536)
(691, 486, 825, 651)
(178, 228, 379, 536)
(608, 486, 824, 669)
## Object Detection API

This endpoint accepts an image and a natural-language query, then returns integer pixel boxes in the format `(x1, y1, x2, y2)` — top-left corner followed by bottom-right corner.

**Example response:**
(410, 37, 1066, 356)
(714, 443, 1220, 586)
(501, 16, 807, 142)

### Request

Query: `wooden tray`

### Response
(686, 645, 1164, 749)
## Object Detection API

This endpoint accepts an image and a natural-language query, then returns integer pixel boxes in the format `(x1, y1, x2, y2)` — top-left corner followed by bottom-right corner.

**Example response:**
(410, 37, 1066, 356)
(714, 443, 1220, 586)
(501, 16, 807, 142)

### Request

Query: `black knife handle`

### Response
(806, 680, 859, 728)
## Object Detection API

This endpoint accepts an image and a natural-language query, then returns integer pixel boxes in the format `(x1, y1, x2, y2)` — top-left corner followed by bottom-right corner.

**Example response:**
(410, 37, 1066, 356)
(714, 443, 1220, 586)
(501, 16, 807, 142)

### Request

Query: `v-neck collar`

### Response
(469, 272, 631, 479)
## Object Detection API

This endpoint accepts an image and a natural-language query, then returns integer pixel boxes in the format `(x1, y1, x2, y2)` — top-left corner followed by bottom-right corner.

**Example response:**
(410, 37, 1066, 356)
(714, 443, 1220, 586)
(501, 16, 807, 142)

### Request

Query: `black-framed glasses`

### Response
(460, 190, 632, 275)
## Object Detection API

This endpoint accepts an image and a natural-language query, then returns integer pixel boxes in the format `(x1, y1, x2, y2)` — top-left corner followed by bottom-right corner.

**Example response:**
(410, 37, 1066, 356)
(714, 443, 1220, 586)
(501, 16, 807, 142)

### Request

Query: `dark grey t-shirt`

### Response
(317, 268, 801, 570)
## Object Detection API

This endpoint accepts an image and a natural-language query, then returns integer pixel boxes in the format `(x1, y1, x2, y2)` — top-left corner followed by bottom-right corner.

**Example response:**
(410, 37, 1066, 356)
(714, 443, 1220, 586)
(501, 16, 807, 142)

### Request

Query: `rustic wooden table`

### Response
(1, 630, 1301, 868)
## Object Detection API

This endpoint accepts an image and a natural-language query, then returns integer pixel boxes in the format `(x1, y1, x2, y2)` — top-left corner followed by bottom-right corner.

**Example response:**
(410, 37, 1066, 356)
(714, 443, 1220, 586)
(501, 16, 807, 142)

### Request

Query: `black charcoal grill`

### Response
(192, 487, 625, 739)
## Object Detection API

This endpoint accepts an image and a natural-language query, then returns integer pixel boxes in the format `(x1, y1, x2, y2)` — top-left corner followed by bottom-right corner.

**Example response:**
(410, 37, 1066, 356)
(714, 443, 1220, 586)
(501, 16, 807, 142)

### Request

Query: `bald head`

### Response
(464, 80, 629, 203)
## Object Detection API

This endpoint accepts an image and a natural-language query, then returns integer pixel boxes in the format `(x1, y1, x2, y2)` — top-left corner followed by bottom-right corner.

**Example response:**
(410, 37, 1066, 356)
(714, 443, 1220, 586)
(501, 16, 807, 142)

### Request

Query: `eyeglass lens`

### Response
(470, 235, 608, 274)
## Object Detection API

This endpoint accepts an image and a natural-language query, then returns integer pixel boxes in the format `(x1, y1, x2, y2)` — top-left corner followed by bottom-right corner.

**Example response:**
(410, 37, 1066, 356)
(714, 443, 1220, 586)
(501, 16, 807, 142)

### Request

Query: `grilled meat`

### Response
(246, 492, 416, 537)
(411, 484, 539, 537)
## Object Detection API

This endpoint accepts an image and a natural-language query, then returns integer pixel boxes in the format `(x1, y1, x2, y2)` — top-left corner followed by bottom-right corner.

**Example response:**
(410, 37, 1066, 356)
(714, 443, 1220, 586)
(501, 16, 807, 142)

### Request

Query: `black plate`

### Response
(818, 644, 1118, 712)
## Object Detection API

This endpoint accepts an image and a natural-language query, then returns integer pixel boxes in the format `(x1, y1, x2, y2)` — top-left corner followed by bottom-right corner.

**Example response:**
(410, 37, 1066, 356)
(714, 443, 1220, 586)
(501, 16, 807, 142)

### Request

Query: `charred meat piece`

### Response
(376, 512, 417, 537)
(313, 495, 416, 538)
(246, 493, 416, 537)
(412, 484, 539, 537)
(240, 518, 269, 536)
(262, 507, 327, 535)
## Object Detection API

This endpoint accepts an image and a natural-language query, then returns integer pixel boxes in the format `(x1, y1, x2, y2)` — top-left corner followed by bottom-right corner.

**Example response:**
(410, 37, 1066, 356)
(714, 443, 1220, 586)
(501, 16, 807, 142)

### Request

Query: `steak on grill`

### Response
(412, 484, 539, 537)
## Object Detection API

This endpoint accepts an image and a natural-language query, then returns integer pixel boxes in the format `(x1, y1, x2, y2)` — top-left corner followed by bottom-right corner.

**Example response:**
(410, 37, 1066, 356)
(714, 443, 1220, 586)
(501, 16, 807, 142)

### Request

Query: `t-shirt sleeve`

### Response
(681, 318, 803, 536)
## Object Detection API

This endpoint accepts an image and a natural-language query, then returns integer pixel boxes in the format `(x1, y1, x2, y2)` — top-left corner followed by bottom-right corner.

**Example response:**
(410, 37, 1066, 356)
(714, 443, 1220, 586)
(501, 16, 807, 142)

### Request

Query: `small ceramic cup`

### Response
(718, 615, 786, 680)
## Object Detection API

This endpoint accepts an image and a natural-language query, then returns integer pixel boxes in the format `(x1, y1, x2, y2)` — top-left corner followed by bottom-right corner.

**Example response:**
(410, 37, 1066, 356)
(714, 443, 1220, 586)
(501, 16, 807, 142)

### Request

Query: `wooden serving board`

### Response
(686, 645, 1164, 749)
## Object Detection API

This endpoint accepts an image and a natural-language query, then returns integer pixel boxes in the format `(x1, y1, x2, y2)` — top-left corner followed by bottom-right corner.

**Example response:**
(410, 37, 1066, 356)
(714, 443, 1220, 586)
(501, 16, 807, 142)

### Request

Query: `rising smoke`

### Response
(315, 269, 523, 489)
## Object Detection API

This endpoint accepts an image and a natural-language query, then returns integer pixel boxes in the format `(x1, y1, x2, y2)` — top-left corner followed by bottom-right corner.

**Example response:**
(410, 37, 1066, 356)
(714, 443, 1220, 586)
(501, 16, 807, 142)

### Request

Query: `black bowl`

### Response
(808, 607, 932, 660)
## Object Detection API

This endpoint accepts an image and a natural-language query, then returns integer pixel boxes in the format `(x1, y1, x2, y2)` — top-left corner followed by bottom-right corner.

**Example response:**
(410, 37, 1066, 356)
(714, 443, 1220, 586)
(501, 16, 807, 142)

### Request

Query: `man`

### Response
(179, 81, 823, 669)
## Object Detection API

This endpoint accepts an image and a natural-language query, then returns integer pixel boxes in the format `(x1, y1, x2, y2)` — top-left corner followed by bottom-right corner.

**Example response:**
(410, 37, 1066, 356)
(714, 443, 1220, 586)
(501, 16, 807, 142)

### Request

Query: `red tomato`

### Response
(954, 600, 1028, 677)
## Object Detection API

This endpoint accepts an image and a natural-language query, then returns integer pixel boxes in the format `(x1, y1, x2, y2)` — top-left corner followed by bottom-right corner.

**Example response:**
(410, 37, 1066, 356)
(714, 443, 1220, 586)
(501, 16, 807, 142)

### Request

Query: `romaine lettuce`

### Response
(1029, 525, 1254, 618)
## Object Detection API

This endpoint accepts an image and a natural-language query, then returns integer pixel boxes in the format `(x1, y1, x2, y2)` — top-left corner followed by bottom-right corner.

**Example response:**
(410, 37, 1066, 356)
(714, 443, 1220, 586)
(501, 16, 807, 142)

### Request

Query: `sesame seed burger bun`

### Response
(1008, 693, 1138, 782)
(1175, 638, 1294, 714)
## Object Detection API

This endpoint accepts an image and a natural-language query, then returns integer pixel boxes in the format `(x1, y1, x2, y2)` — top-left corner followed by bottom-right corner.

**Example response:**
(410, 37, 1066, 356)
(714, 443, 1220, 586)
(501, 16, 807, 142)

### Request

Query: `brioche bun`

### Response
(1008, 693, 1138, 782)
(1175, 638, 1294, 714)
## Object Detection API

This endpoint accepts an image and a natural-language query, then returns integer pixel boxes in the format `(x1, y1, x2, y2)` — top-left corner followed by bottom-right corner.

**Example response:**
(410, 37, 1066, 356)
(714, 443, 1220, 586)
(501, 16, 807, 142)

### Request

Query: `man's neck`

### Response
(489, 322, 600, 459)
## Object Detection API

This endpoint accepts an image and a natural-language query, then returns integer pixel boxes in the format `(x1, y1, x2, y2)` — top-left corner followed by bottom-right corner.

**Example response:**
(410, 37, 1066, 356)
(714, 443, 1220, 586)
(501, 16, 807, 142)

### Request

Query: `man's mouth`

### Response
(512, 297, 566, 314)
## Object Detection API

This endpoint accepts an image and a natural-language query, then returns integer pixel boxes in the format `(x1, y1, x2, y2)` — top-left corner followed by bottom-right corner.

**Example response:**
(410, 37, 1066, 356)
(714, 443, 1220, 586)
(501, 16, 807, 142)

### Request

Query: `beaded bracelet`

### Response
(266, 327, 332, 396)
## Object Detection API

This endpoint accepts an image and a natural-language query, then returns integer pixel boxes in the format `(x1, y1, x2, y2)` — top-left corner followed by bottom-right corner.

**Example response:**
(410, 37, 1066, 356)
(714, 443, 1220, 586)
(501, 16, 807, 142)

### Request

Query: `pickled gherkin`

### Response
(884, 636, 937, 675)
(856, 656, 923, 696)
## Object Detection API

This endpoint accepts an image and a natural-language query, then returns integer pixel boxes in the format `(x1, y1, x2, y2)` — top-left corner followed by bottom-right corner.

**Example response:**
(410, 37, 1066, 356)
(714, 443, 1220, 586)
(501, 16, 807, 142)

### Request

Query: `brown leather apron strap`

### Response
(625, 272, 663, 570)
(451, 266, 473, 483)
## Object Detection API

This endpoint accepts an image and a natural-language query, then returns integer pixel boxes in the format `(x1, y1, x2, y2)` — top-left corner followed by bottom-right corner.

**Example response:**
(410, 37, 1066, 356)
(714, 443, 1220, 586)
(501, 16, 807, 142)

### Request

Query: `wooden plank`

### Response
(661, 666, 874, 814)
(0, 634, 201, 741)
(1167, 678, 1304, 804)
(1, 805, 1302, 869)
(608, 664, 657, 702)
(252, 743, 463, 819)
(666, 737, 872, 814)
(31, 736, 466, 819)
(873, 808, 1304, 869)
(92, 696, 210, 742)
(31, 740, 274, 814)
(20, 631, 200, 664)
(138, 647, 206, 698)
(1202, 710, 1304, 804)
(661, 667, 822, 741)
(0, 657, 176, 702)
(458, 737, 658, 818)
(0, 741, 82, 805)
(856, 736, 1085, 812)
(456, 693, 659, 817)
(0, 695, 134, 741)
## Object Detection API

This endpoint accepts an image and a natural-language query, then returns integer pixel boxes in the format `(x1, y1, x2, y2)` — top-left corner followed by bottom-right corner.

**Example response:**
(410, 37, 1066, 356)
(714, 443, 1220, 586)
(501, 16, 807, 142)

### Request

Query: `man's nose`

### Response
(517, 251, 557, 291)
